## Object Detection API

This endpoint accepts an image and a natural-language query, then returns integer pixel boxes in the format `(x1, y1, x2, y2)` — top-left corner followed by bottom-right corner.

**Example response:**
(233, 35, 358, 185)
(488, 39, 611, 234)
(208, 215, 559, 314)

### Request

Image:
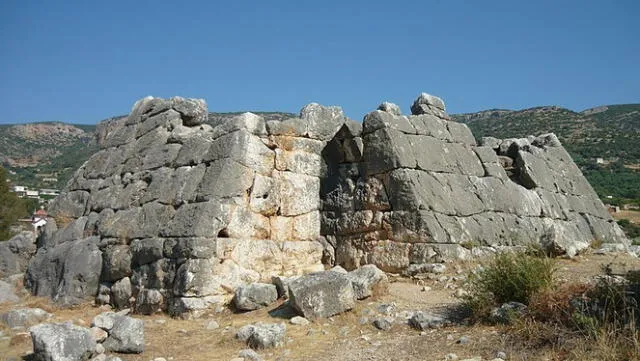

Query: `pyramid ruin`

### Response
(25, 93, 628, 316)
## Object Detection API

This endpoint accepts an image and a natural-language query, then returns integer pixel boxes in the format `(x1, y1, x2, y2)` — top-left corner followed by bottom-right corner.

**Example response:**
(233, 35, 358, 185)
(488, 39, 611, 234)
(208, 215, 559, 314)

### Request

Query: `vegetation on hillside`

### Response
(453, 104, 640, 202)
(0, 166, 32, 241)
(464, 250, 640, 360)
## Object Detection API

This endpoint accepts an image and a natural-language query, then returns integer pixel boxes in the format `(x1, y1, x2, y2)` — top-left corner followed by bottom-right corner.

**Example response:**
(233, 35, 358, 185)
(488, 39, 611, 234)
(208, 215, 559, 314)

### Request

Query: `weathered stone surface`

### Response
(30, 322, 96, 361)
(100, 313, 144, 353)
(25, 237, 102, 306)
(347, 265, 388, 300)
(0, 280, 19, 303)
(234, 283, 278, 311)
(1, 308, 52, 328)
(101, 245, 131, 282)
(135, 289, 164, 315)
(111, 277, 132, 309)
(288, 271, 355, 320)
(0, 231, 36, 277)
(28, 93, 627, 315)
(236, 323, 286, 349)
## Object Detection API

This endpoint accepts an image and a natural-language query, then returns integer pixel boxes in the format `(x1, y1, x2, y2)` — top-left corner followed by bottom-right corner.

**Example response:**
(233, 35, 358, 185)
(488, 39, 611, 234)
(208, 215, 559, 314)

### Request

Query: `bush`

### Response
(463, 251, 556, 320)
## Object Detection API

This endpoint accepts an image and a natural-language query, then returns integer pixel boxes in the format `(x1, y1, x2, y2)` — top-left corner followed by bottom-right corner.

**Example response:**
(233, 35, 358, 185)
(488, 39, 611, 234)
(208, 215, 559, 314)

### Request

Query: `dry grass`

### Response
(3, 254, 640, 361)
(612, 210, 640, 224)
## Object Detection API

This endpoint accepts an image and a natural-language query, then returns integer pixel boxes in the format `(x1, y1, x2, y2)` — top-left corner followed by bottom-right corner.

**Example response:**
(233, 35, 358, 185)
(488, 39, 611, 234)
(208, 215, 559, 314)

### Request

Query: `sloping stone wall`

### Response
(322, 94, 628, 272)
(25, 93, 628, 315)
(28, 97, 352, 316)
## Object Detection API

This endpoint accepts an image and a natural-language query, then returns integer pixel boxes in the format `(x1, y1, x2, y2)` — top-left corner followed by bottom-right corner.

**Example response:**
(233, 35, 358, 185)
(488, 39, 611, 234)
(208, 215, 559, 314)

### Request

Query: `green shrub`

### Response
(463, 251, 556, 320)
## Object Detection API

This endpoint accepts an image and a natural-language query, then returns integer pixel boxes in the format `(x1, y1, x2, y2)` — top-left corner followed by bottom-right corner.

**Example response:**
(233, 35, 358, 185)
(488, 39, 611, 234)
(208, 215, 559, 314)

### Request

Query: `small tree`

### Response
(0, 166, 29, 241)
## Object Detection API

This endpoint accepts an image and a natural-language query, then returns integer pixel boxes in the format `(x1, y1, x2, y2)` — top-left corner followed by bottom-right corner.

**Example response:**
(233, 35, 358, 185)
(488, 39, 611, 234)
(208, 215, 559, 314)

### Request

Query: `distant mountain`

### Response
(452, 104, 640, 201)
(0, 122, 99, 189)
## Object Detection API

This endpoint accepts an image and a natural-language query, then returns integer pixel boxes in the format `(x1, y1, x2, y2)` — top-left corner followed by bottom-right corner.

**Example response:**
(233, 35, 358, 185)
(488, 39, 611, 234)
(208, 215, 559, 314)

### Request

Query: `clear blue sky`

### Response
(1, 0, 638, 124)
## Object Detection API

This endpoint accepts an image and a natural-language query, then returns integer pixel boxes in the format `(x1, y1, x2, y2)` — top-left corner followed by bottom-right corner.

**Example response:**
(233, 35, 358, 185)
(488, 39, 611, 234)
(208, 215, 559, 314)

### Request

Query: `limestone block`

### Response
(47, 190, 90, 218)
(218, 239, 283, 279)
(130, 238, 164, 267)
(270, 217, 293, 242)
(280, 241, 324, 275)
(204, 130, 274, 175)
(226, 206, 270, 239)
(447, 122, 477, 146)
(363, 128, 416, 175)
(275, 171, 320, 216)
(196, 159, 254, 200)
(211, 112, 267, 137)
(292, 211, 321, 240)
(161, 201, 230, 238)
(101, 245, 132, 282)
(136, 109, 181, 138)
(270, 135, 325, 153)
(141, 143, 181, 170)
(131, 259, 174, 291)
(174, 135, 213, 166)
(250, 174, 280, 216)
(300, 103, 345, 141)
(362, 110, 416, 135)
(275, 148, 325, 176)
(266, 117, 307, 137)
(409, 114, 453, 140)
(411, 92, 446, 114)
(163, 238, 217, 259)
(171, 96, 208, 126)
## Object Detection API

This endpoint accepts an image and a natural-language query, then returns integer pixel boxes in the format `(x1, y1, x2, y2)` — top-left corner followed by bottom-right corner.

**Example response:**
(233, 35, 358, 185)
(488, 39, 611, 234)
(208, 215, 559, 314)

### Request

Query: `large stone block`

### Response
(275, 171, 320, 216)
(288, 271, 355, 320)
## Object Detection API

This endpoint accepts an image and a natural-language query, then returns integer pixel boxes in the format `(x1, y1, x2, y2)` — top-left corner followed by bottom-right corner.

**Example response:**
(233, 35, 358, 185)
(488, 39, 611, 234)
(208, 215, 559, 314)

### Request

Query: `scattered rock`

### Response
(489, 302, 528, 324)
(408, 312, 446, 330)
(347, 264, 388, 300)
(373, 318, 392, 331)
(444, 354, 458, 361)
(236, 323, 286, 349)
(0, 308, 52, 328)
(29, 322, 96, 361)
(457, 336, 470, 344)
(404, 263, 447, 276)
(289, 316, 310, 326)
(205, 320, 220, 330)
(239, 348, 264, 361)
(99, 313, 144, 353)
(234, 283, 278, 311)
(288, 271, 355, 320)
(90, 326, 108, 343)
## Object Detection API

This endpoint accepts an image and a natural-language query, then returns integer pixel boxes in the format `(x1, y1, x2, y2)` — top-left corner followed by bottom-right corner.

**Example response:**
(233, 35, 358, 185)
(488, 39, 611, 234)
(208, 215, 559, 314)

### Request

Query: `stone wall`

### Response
(322, 94, 628, 272)
(25, 93, 628, 315)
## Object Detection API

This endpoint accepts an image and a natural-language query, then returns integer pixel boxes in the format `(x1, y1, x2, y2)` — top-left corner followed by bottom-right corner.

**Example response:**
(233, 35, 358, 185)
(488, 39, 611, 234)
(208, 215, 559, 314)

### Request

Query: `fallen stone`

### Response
(288, 271, 355, 320)
(403, 263, 447, 276)
(347, 264, 388, 300)
(29, 322, 96, 361)
(289, 316, 310, 326)
(234, 283, 278, 311)
(489, 302, 528, 324)
(100, 313, 145, 353)
(236, 323, 286, 349)
(90, 326, 108, 343)
(408, 312, 446, 330)
(205, 320, 220, 330)
(373, 318, 392, 331)
(239, 348, 264, 361)
(0, 308, 52, 328)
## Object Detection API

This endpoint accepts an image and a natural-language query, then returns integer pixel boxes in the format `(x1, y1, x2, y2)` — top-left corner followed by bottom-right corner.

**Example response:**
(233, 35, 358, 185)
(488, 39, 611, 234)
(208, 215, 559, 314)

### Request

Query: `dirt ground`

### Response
(612, 210, 640, 224)
(2, 252, 640, 361)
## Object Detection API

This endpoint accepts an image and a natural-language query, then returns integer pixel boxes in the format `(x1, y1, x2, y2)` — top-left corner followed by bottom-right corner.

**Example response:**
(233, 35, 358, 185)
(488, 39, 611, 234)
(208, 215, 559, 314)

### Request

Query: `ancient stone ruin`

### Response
(24, 93, 628, 316)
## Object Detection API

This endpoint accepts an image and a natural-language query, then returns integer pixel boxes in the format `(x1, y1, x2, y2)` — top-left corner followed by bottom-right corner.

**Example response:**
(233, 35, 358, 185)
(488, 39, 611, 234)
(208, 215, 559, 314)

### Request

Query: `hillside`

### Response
(0, 122, 99, 189)
(452, 104, 640, 202)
